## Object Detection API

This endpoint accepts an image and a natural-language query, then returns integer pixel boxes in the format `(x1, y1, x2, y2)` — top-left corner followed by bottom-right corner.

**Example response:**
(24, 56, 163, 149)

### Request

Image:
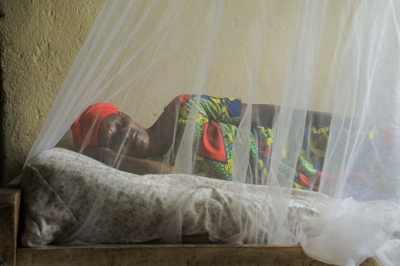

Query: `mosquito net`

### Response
(23, 0, 400, 265)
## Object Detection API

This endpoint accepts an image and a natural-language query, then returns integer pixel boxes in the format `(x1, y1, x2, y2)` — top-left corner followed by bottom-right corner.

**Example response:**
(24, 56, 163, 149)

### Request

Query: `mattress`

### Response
(19, 148, 329, 247)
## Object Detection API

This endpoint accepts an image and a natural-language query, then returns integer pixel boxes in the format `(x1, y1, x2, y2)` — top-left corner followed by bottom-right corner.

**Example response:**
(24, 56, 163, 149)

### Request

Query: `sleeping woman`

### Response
(71, 94, 331, 190)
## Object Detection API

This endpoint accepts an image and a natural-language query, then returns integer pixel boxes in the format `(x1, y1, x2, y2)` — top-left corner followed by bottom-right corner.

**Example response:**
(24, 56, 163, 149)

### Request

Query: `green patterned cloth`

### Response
(148, 94, 329, 190)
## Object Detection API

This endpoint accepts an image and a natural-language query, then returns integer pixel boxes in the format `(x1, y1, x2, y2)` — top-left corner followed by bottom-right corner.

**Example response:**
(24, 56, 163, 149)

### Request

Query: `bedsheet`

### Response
(20, 148, 329, 247)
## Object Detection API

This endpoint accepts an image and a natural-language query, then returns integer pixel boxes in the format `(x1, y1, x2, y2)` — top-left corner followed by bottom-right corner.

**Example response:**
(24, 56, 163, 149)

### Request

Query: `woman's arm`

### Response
(80, 147, 173, 175)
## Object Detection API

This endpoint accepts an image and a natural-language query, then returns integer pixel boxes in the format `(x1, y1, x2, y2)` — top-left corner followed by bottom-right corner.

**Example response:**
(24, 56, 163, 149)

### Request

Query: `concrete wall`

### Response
(1, 0, 105, 186)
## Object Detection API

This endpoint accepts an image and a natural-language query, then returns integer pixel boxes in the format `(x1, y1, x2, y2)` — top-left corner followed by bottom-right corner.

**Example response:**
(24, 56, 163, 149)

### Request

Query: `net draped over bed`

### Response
(23, 0, 400, 265)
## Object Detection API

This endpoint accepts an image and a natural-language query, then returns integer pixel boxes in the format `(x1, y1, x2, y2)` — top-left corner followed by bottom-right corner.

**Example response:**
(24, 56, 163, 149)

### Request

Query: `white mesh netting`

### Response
(22, 1, 400, 265)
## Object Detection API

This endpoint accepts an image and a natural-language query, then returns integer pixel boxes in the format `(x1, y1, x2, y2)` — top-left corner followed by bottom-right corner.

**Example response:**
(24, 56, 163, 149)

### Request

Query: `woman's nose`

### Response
(119, 129, 132, 144)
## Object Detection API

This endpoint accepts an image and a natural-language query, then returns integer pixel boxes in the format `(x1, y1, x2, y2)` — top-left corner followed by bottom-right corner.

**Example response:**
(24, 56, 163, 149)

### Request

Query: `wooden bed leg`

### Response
(0, 189, 21, 266)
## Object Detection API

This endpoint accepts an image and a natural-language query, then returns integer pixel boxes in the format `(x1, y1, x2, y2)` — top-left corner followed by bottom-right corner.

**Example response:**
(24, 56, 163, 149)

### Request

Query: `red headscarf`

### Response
(71, 103, 119, 147)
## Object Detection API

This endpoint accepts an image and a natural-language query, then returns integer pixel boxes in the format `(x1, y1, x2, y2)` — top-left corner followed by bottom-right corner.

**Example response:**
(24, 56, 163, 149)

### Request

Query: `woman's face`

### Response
(97, 113, 150, 158)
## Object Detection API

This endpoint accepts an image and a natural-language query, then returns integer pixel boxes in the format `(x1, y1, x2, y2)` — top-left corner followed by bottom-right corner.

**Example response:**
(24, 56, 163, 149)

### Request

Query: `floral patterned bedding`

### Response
(20, 148, 329, 247)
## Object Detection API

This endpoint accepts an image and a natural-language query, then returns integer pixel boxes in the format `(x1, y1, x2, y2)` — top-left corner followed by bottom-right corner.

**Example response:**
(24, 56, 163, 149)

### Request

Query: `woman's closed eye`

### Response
(123, 137, 129, 147)
(115, 119, 123, 129)
(109, 135, 123, 151)
(109, 130, 130, 150)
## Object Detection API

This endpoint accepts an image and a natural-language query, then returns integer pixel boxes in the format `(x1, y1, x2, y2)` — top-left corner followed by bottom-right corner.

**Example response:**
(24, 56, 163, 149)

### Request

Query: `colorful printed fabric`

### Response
(162, 94, 251, 181)
(148, 94, 332, 191)
(251, 124, 328, 190)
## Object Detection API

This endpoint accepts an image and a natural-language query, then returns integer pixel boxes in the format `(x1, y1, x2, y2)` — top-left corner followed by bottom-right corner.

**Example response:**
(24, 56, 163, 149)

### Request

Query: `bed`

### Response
(0, 147, 380, 265)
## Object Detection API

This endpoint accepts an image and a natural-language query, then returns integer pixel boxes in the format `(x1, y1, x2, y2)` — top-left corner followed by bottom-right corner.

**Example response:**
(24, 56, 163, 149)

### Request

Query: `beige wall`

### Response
(0, 1, 348, 186)
(1, 0, 105, 186)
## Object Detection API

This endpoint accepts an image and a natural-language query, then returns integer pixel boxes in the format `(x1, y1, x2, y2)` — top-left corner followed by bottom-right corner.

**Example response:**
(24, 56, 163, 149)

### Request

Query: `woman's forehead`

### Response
(103, 113, 122, 124)
(98, 114, 119, 145)
(99, 114, 121, 134)
(100, 113, 133, 130)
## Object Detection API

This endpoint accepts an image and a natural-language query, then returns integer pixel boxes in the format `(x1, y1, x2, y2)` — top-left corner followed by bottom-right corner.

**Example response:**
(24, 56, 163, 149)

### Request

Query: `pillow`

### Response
(20, 148, 329, 246)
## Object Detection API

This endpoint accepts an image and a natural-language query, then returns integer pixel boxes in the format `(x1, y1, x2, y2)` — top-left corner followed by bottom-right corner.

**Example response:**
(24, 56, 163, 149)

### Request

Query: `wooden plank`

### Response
(17, 244, 378, 266)
(0, 189, 21, 266)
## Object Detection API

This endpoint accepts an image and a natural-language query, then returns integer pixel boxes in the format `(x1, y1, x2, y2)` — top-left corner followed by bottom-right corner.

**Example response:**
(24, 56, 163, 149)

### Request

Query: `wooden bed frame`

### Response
(0, 188, 379, 266)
